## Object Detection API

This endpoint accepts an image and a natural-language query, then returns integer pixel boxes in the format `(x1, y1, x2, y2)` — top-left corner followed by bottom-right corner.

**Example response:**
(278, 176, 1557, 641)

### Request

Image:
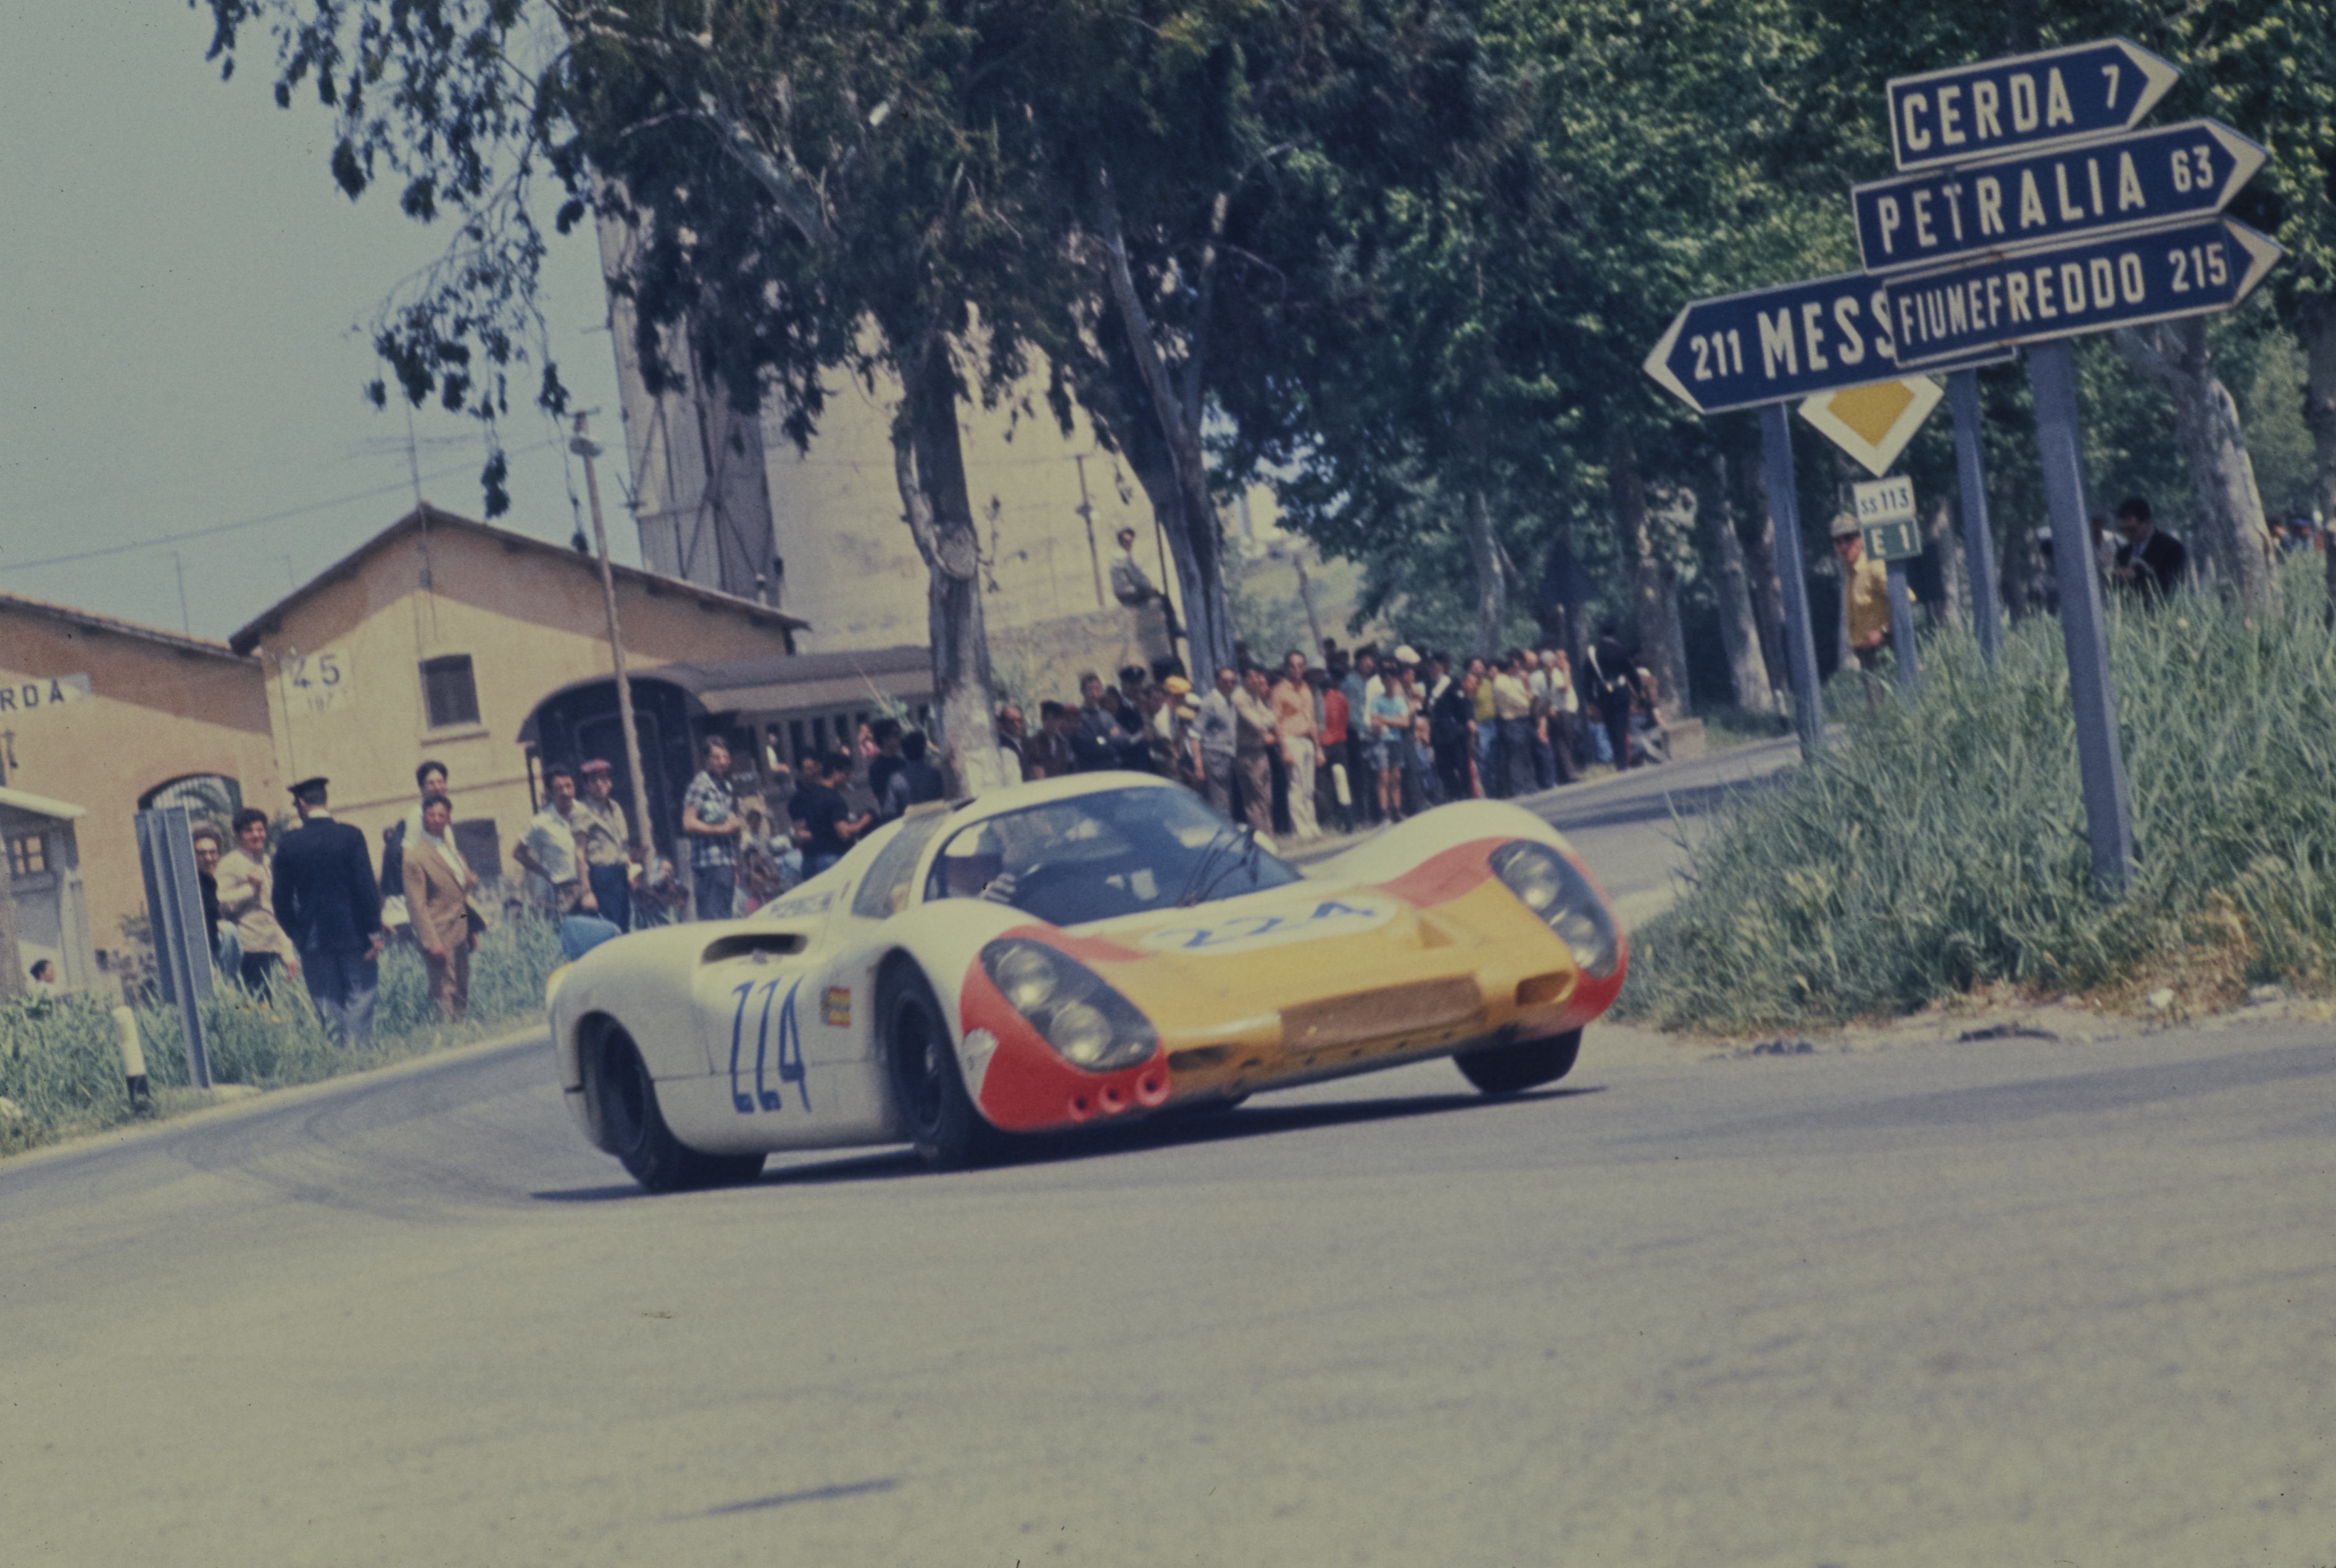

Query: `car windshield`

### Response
(925, 786, 1302, 926)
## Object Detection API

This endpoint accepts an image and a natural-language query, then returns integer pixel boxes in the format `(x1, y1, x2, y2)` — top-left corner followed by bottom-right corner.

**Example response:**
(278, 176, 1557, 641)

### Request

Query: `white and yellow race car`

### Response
(549, 772, 1626, 1189)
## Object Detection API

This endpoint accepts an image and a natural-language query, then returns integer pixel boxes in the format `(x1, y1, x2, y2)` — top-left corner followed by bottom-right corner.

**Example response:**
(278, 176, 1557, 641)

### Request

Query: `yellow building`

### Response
(228, 505, 820, 889)
(0, 591, 280, 969)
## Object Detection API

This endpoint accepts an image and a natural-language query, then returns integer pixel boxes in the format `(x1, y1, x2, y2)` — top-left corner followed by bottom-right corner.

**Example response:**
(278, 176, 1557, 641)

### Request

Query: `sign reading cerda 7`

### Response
(1886, 38, 2178, 172)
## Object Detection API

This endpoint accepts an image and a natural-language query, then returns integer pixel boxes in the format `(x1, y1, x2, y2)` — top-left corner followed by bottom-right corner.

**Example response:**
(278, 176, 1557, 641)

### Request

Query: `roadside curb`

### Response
(0, 1021, 550, 1176)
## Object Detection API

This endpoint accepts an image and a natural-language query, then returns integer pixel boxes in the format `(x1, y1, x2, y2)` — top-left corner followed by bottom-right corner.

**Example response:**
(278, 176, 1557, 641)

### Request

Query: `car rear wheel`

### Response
(881, 961, 1004, 1170)
(1455, 1029, 1581, 1095)
(594, 1029, 766, 1192)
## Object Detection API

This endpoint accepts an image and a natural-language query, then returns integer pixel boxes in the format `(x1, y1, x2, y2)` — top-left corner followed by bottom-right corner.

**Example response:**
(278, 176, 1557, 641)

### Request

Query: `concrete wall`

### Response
(0, 600, 277, 960)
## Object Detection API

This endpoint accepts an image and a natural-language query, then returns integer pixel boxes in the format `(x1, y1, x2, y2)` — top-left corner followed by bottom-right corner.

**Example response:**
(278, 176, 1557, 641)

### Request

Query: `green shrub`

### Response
(1623, 558, 2336, 1032)
(0, 912, 565, 1157)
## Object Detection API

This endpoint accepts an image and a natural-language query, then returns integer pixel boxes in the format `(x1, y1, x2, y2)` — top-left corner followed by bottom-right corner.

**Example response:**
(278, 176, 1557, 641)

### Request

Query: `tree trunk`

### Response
(1097, 192, 1237, 678)
(1739, 455, 1790, 697)
(1926, 491, 1968, 631)
(2000, 499, 2037, 621)
(1699, 449, 1773, 711)
(891, 336, 1009, 795)
(0, 847, 22, 1002)
(1609, 437, 1687, 714)
(2298, 295, 2336, 613)
(1464, 483, 1505, 659)
(2113, 317, 2279, 608)
(1658, 558, 1693, 718)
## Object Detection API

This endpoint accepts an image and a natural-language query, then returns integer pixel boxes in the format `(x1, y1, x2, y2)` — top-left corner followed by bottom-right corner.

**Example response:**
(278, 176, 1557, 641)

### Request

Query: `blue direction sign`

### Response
(1855, 120, 2267, 275)
(1888, 38, 2178, 173)
(1645, 272, 1937, 416)
(1887, 217, 2282, 371)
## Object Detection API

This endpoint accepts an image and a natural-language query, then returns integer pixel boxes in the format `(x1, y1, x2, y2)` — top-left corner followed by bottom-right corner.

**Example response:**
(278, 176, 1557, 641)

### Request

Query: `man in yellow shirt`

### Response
(1832, 513, 1903, 678)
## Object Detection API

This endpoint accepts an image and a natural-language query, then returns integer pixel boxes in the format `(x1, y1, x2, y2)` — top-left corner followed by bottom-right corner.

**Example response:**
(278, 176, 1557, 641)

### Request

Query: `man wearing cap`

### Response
(1155, 674, 1203, 789)
(1832, 515, 1900, 680)
(270, 778, 384, 1048)
(574, 760, 634, 932)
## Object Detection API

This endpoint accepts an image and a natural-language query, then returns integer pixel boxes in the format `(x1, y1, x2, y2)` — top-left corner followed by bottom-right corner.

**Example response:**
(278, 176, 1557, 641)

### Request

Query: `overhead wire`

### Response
(0, 438, 558, 575)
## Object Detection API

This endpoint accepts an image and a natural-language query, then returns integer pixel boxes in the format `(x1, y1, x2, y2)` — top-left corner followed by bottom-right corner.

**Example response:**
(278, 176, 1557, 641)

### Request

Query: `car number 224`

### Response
(1139, 897, 1396, 955)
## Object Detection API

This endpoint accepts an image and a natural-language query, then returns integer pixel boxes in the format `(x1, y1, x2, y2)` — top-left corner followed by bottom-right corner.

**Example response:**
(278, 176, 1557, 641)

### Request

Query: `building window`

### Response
(451, 819, 502, 882)
(422, 655, 481, 729)
(8, 834, 44, 877)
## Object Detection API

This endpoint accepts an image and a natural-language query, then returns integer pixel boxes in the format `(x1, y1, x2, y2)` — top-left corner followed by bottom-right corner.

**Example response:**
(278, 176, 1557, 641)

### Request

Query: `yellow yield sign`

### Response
(1798, 375, 1943, 477)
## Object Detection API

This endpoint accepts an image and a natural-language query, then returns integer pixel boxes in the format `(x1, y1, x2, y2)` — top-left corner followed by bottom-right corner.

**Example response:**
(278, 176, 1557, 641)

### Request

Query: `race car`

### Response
(547, 771, 1626, 1189)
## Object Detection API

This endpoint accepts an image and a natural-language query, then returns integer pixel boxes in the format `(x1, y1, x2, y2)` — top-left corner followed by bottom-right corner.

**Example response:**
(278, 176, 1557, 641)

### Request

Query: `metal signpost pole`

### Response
(2026, 341, 2134, 892)
(1947, 369, 2005, 663)
(1885, 559, 1920, 691)
(135, 807, 213, 1090)
(1758, 404, 1827, 756)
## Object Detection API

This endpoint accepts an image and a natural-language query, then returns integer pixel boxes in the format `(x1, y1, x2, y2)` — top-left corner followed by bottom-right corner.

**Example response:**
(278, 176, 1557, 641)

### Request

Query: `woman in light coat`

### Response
(402, 792, 480, 1023)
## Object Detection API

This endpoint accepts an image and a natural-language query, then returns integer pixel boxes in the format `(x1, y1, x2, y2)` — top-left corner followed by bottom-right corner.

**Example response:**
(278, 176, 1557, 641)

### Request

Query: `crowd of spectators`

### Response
(991, 634, 1671, 847)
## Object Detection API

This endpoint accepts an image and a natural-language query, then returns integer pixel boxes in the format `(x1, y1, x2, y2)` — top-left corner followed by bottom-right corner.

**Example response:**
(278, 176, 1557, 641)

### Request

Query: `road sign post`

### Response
(2028, 341, 2135, 893)
(1852, 476, 1924, 692)
(1947, 370, 2005, 664)
(134, 807, 214, 1090)
(1759, 405, 1827, 757)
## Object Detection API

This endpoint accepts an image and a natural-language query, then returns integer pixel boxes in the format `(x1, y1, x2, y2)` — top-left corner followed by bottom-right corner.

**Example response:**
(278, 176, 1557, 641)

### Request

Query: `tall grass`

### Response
(1623, 558, 2336, 1032)
(0, 913, 564, 1156)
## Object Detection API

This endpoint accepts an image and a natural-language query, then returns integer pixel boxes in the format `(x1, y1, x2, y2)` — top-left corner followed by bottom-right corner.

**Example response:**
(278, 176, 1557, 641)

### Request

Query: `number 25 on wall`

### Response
(289, 652, 343, 689)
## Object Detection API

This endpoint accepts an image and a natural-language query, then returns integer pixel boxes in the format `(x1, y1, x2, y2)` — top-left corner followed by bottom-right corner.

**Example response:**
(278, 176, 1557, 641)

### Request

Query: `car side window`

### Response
(847, 815, 950, 921)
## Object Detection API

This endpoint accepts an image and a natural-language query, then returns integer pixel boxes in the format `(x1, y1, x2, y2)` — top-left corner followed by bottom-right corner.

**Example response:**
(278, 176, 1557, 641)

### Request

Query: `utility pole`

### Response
(572, 413, 657, 857)
(1074, 454, 1105, 608)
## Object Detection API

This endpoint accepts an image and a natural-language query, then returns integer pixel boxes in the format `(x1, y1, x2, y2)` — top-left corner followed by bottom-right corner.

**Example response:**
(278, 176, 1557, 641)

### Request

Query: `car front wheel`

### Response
(881, 961, 1004, 1170)
(593, 1029, 765, 1192)
(1455, 1028, 1582, 1095)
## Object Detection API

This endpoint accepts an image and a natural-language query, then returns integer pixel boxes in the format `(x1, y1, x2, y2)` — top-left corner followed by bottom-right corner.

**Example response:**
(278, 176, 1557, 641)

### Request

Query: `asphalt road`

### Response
(6, 747, 2330, 1567)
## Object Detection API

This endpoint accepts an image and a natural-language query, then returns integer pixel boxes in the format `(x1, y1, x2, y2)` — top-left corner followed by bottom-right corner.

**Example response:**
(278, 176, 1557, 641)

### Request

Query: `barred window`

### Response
(9, 834, 46, 876)
(422, 655, 481, 729)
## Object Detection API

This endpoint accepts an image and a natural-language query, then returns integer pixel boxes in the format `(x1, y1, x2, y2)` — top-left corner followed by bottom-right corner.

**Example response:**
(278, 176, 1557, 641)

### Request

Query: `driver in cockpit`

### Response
(939, 826, 1014, 902)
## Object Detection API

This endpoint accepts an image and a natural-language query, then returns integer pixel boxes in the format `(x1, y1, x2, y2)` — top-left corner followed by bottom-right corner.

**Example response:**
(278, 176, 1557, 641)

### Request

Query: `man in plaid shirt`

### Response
(681, 736, 744, 921)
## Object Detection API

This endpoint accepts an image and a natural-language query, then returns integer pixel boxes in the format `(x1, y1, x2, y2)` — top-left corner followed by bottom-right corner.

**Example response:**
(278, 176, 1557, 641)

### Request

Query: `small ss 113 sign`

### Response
(1853, 476, 1922, 561)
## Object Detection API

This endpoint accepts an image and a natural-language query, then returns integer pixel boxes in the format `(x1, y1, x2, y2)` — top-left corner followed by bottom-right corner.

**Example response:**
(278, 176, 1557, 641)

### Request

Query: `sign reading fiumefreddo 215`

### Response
(1887, 215, 2283, 371)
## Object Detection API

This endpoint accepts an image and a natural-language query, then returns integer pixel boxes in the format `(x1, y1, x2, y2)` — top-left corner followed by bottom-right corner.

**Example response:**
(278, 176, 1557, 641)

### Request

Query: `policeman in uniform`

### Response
(270, 777, 385, 1048)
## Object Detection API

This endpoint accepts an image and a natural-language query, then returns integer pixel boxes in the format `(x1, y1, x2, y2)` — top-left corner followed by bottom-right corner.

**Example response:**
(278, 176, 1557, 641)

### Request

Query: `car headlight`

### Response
(981, 939, 1157, 1072)
(1490, 842, 1619, 980)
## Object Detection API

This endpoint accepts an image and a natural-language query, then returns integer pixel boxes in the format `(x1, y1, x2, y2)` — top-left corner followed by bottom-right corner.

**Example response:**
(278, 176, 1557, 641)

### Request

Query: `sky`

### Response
(0, 2, 630, 645)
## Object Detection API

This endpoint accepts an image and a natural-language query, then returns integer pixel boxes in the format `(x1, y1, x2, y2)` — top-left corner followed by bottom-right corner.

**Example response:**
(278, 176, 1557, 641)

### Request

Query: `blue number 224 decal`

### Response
(729, 977, 810, 1114)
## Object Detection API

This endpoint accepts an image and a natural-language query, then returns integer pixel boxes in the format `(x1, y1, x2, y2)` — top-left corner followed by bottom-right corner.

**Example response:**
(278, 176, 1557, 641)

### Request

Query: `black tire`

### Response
(881, 961, 1004, 1170)
(594, 1030, 766, 1192)
(1455, 1029, 1582, 1096)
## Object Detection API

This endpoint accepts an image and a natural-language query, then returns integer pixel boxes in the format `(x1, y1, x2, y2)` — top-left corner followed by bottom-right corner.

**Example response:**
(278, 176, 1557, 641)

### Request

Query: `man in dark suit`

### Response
(2113, 496, 2190, 600)
(272, 778, 385, 1048)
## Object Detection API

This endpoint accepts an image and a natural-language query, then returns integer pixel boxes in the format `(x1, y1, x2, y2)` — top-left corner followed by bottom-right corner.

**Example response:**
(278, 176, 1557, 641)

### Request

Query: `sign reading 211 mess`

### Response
(1643, 273, 1909, 416)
